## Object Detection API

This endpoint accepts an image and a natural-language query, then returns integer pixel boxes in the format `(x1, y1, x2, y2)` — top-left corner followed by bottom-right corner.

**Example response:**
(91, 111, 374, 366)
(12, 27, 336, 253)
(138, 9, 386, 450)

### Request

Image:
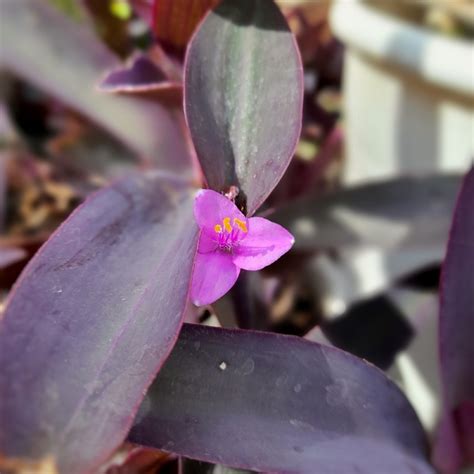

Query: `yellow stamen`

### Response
(223, 217, 232, 233)
(233, 218, 248, 233)
(214, 224, 223, 233)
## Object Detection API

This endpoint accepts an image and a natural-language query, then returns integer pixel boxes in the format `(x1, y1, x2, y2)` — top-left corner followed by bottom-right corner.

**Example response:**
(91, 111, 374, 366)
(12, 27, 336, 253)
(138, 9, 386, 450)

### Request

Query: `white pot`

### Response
(330, 0, 474, 184)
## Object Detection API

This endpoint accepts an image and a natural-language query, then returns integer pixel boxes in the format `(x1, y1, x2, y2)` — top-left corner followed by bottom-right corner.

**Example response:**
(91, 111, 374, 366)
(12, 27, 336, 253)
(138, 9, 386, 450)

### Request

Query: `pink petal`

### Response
(198, 231, 218, 254)
(191, 251, 240, 306)
(194, 189, 247, 236)
(232, 217, 294, 271)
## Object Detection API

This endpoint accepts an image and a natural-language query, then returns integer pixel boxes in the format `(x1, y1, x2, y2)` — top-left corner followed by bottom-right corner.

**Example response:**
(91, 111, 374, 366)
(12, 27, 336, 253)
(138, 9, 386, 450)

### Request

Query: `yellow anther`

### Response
(233, 218, 248, 233)
(223, 217, 233, 233)
(214, 224, 223, 233)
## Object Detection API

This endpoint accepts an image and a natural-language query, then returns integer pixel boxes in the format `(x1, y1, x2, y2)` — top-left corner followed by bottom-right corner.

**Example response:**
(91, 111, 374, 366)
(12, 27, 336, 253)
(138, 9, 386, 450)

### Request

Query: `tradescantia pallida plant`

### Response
(0, 0, 459, 473)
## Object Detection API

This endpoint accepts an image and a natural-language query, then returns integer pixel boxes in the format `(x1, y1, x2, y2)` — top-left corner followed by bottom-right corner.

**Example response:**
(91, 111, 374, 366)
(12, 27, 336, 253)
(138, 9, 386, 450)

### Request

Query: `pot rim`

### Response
(330, 0, 474, 96)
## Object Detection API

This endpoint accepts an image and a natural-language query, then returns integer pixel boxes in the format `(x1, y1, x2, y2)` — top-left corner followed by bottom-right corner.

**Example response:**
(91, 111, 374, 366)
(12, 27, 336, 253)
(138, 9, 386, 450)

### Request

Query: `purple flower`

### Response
(191, 189, 294, 306)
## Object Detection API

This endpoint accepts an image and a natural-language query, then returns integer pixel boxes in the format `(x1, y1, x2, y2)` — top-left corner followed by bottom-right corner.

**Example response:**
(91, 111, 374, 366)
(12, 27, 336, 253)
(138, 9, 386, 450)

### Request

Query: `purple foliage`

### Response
(131, 324, 433, 473)
(184, 0, 304, 215)
(273, 175, 460, 251)
(99, 54, 169, 91)
(98, 53, 183, 103)
(0, 172, 198, 472)
(434, 166, 474, 473)
(0, 0, 470, 473)
(0, 0, 191, 173)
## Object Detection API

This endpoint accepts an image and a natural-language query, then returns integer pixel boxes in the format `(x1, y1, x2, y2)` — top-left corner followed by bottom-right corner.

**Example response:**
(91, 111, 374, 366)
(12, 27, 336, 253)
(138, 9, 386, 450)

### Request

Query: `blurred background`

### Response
(0, 0, 473, 472)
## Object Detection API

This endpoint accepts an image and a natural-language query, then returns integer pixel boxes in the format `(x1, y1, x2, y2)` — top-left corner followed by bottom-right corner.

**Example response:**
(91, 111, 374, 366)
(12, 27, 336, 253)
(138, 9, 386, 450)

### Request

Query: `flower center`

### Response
(214, 216, 247, 252)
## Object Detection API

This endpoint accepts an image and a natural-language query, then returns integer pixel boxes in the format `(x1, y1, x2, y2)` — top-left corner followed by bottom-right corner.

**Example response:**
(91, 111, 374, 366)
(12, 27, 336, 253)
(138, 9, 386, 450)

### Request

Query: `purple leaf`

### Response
(0, 0, 191, 174)
(273, 175, 460, 251)
(130, 324, 433, 473)
(271, 176, 460, 315)
(99, 53, 169, 91)
(434, 166, 474, 473)
(184, 0, 304, 215)
(0, 172, 198, 473)
(98, 53, 182, 105)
